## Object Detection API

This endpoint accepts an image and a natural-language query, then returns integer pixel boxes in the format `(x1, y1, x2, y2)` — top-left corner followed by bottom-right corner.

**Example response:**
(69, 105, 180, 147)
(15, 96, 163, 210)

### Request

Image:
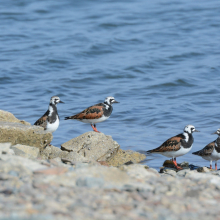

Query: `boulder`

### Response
(106, 149, 146, 166)
(11, 144, 40, 159)
(0, 122, 52, 150)
(0, 110, 30, 125)
(40, 145, 69, 160)
(61, 131, 120, 162)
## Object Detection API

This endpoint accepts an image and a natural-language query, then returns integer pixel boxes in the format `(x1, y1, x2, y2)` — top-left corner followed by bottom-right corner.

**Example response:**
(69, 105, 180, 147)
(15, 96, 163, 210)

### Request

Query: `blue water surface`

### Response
(0, 0, 220, 169)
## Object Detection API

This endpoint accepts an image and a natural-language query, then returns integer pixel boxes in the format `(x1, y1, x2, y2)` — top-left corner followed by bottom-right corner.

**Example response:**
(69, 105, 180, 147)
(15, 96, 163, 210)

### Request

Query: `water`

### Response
(0, 0, 220, 170)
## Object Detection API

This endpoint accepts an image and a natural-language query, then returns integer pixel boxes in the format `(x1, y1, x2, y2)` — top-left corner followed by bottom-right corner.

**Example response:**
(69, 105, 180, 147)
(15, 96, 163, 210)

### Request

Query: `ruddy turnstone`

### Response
(147, 125, 199, 169)
(64, 96, 119, 132)
(34, 96, 64, 133)
(192, 128, 220, 170)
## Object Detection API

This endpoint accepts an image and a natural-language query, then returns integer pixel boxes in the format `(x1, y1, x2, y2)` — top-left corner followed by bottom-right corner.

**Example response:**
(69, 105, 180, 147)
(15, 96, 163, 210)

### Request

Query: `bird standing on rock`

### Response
(192, 128, 220, 170)
(147, 125, 199, 170)
(34, 96, 64, 133)
(65, 96, 119, 132)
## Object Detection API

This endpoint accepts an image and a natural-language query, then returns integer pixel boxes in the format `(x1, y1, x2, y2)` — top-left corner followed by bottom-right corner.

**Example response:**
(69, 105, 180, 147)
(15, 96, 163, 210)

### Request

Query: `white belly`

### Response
(211, 148, 220, 161)
(158, 146, 192, 158)
(201, 156, 213, 161)
(76, 115, 110, 124)
(46, 116, 59, 133)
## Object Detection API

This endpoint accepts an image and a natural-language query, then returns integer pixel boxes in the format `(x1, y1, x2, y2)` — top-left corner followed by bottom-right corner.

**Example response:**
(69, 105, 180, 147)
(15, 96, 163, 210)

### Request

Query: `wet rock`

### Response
(40, 145, 69, 160)
(0, 110, 30, 125)
(0, 122, 52, 150)
(179, 161, 190, 168)
(11, 144, 40, 159)
(61, 131, 120, 162)
(197, 167, 211, 173)
(160, 160, 191, 173)
(107, 149, 146, 166)
(163, 160, 176, 168)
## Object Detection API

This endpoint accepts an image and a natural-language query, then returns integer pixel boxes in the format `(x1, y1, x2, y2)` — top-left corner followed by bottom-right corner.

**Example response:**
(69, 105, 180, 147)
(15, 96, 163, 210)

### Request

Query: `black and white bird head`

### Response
(50, 96, 64, 106)
(104, 96, 119, 106)
(213, 128, 220, 135)
(184, 125, 199, 134)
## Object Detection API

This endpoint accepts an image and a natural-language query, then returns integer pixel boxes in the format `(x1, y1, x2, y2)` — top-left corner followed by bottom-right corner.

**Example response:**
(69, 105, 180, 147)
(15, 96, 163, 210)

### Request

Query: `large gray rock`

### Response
(11, 144, 40, 159)
(0, 122, 52, 150)
(40, 145, 69, 159)
(61, 131, 120, 162)
(107, 149, 146, 166)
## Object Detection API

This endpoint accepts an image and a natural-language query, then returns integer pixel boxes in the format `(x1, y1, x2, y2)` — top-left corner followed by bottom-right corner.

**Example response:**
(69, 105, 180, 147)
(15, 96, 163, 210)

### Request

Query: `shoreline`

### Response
(1, 110, 220, 219)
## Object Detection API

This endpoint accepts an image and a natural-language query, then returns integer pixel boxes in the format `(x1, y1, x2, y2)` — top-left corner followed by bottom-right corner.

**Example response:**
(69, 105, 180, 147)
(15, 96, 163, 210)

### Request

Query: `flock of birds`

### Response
(34, 96, 220, 170)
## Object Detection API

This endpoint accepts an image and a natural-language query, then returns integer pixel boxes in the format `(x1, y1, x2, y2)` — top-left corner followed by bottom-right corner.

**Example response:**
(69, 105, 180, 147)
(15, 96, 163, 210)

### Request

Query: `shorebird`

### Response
(65, 96, 119, 132)
(192, 128, 220, 170)
(34, 96, 64, 133)
(147, 125, 199, 169)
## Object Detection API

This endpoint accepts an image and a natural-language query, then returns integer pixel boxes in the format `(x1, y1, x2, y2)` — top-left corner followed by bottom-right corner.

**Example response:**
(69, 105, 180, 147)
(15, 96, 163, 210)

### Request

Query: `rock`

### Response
(176, 169, 191, 177)
(163, 169, 177, 177)
(179, 161, 189, 167)
(40, 145, 69, 160)
(107, 149, 146, 166)
(62, 151, 92, 163)
(120, 164, 160, 179)
(61, 131, 120, 162)
(76, 176, 105, 188)
(0, 110, 30, 125)
(160, 167, 177, 173)
(0, 142, 12, 154)
(98, 161, 109, 166)
(163, 160, 176, 168)
(197, 167, 211, 173)
(122, 182, 153, 192)
(0, 122, 52, 150)
(34, 167, 68, 175)
(0, 154, 47, 172)
(11, 144, 40, 159)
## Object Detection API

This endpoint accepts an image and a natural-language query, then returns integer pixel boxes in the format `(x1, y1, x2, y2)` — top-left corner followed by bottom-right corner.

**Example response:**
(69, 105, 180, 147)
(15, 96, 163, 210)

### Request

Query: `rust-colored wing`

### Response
(65, 105, 104, 120)
(34, 111, 48, 130)
(148, 135, 182, 153)
(192, 141, 215, 156)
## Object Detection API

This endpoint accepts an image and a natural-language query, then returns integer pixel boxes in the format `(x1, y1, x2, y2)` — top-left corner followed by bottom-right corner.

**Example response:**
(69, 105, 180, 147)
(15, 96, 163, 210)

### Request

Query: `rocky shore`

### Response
(1, 110, 220, 219)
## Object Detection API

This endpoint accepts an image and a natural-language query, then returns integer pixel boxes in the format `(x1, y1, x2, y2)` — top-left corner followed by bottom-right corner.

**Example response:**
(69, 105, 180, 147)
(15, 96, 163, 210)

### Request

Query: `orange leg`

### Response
(215, 162, 217, 170)
(210, 165, 212, 169)
(91, 124, 100, 133)
(172, 158, 182, 170)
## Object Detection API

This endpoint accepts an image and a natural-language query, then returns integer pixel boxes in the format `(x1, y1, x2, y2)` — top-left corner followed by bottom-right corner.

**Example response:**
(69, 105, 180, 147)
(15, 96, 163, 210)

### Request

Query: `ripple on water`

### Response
(0, 0, 220, 170)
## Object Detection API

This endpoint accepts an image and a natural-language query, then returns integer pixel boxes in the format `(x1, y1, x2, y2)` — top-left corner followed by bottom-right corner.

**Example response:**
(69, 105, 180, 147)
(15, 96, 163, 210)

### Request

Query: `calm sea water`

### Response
(0, 0, 220, 169)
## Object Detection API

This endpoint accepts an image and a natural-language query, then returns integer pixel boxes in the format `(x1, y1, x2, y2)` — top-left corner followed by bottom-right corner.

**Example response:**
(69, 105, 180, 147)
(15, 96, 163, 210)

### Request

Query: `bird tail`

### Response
(192, 151, 199, 155)
(64, 116, 72, 120)
(146, 149, 153, 154)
